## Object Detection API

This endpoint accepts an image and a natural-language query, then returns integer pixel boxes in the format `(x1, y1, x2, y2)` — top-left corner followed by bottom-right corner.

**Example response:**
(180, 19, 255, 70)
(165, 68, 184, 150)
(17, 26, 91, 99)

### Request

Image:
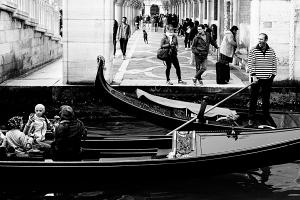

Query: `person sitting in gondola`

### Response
(0, 116, 33, 154)
(23, 104, 54, 141)
(23, 104, 54, 150)
(51, 105, 87, 161)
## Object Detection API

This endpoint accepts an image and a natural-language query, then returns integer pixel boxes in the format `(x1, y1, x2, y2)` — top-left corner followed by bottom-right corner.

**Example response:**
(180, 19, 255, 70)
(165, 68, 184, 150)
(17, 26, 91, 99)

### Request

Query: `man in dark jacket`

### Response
(51, 105, 87, 161)
(117, 17, 131, 60)
(191, 24, 218, 86)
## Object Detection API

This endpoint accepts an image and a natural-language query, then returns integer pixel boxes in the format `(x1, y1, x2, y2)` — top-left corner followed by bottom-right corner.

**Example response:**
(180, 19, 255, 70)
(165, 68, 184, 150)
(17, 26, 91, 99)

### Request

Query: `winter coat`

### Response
(117, 23, 131, 40)
(220, 30, 237, 58)
(51, 119, 87, 161)
(191, 32, 218, 57)
(160, 33, 179, 56)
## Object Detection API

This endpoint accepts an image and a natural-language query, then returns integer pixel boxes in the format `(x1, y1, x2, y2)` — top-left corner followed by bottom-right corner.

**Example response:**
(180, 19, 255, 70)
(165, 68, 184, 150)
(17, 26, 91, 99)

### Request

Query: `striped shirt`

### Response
(247, 44, 277, 79)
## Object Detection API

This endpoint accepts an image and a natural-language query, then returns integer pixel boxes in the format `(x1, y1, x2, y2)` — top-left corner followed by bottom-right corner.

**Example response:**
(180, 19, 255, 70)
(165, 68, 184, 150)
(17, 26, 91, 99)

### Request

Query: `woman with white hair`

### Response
(23, 104, 53, 142)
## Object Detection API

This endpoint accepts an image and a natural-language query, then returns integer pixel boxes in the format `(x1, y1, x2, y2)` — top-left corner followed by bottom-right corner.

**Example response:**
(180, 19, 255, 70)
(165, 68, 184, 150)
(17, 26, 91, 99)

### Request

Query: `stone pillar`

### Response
(191, 0, 195, 21)
(115, 1, 123, 24)
(199, 0, 203, 24)
(249, 0, 260, 48)
(63, 0, 114, 84)
(232, 0, 238, 26)
(293, 0, 300, 80)
(144, 0, 151, 16)
(186, 0, 190, 19)
(217, 0, 224, 43)
(207, 0, 211, 24)
(179, 1, 183, 21)
(289, 0, 296, 80)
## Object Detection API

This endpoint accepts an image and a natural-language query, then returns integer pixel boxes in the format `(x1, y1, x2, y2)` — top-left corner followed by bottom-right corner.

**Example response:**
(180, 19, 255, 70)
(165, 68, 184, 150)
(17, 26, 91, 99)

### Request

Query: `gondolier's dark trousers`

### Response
(120, 38, 129, 56)
(248, 77, 274, 120)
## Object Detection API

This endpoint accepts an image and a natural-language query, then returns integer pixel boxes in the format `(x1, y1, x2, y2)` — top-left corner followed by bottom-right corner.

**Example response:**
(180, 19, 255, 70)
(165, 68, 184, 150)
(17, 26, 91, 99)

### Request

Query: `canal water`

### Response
(2, 118, 300, 200)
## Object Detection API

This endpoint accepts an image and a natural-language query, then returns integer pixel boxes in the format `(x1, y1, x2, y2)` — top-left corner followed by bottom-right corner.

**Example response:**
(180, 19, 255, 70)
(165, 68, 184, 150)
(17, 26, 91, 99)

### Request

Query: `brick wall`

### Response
(0, 10, 62, 83)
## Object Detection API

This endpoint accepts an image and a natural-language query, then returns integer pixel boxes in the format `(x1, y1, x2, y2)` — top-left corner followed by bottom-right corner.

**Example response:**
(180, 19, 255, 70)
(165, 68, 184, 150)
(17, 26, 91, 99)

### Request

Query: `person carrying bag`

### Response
(157, 48, 171, 61)
(159, 25, 186, 85)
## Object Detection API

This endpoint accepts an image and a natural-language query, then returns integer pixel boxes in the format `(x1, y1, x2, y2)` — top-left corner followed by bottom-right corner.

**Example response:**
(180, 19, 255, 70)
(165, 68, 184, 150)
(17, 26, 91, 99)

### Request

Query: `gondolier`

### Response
(247, 33, 277, 127)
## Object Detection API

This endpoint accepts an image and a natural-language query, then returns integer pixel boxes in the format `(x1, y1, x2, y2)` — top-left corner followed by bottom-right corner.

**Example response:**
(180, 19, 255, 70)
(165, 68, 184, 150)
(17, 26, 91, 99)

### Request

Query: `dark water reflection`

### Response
(3, 119, 300, 200)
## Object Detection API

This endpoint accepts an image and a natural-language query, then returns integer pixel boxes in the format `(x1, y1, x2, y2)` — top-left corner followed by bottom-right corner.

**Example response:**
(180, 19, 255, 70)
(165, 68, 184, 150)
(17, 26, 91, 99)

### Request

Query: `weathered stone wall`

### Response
(0, 10, 62, 83)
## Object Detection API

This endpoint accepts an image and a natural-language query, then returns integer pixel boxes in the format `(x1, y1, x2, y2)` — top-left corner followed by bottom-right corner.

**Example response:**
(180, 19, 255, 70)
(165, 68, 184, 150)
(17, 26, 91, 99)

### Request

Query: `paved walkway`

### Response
(0, 27, 250, 88)
(112, 27, 249, 88)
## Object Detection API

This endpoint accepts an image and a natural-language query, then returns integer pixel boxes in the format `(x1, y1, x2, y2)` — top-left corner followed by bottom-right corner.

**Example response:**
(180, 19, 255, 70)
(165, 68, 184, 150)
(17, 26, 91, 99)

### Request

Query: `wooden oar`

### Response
(166, 82, 254, 136)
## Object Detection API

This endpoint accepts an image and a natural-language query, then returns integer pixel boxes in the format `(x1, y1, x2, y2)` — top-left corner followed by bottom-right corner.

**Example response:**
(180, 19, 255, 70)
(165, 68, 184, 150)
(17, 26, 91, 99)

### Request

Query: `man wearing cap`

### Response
(51, 105, 87, 161)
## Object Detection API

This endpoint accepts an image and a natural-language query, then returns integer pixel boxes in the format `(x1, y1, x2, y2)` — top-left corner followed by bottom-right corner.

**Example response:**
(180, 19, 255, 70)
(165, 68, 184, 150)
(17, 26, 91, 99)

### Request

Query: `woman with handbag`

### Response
(160, 25, 186, 85)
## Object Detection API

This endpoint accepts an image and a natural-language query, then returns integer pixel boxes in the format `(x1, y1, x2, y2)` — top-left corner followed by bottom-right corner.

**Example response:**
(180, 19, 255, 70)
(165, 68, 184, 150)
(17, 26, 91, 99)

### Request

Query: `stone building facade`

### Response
(0, 0, 62, 83)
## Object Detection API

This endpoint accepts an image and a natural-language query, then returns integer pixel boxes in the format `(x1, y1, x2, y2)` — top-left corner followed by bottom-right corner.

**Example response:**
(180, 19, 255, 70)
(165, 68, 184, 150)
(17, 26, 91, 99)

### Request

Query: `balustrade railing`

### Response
(0, 0, 61, 39)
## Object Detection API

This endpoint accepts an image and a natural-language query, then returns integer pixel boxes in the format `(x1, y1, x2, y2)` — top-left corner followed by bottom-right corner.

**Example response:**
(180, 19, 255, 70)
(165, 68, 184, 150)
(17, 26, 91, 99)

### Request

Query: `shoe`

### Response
(192, 78, 197, 86)
(178, 80, 187, 85)
(185, 48, 188, 50)
(166, 81, 173, 85)
(198, 80, 203, 86)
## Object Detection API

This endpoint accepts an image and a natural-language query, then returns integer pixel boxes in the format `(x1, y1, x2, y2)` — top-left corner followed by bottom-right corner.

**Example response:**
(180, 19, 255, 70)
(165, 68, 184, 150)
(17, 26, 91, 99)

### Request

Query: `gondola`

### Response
(95, 56, 300, 131)
(1, 127, 300, 191)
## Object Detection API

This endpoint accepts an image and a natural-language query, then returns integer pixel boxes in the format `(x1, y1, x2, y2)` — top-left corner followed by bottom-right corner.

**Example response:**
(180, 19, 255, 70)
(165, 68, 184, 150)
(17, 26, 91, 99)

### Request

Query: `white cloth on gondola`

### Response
(136, 89, 238, 118)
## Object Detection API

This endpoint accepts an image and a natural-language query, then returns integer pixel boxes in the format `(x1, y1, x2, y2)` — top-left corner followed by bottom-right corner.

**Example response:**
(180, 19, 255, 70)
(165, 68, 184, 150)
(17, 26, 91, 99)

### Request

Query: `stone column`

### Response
(232, 0, 238, 26)
(186, 0, 190, 19)
(249, 0, 260, 48)
(191, 0, 195, 21)
(289, 0, 296, 80)
(179, 1, 183, 21)
(144, 0, 151, 16)
(115, 1, 123, 24)
(217, 0, 224, 44)
(199, 0, 203, 23)
(207, 0, 211, 24)
(63, 0, 114, 84)
(293, 0, 300, 80)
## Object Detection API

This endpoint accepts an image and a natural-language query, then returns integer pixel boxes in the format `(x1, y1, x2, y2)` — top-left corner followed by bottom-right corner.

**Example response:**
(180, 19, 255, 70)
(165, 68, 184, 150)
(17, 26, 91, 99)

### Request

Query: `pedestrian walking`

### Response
(219, 26, 239, 82)
(189, 20, 199, 65)
(247, 33, 277, 128)
(184, 25, 191, 50)
(143, 29, 148, 44)
(191, 24, 218, 86)
(113, 19, 118, 58)
(117, 17, 131, 60)
(160, 25, 187, 85)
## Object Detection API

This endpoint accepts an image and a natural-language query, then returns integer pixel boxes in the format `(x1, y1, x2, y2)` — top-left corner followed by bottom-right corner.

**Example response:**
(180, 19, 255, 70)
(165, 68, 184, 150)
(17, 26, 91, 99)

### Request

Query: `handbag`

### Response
(157, 48, 171, 61)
